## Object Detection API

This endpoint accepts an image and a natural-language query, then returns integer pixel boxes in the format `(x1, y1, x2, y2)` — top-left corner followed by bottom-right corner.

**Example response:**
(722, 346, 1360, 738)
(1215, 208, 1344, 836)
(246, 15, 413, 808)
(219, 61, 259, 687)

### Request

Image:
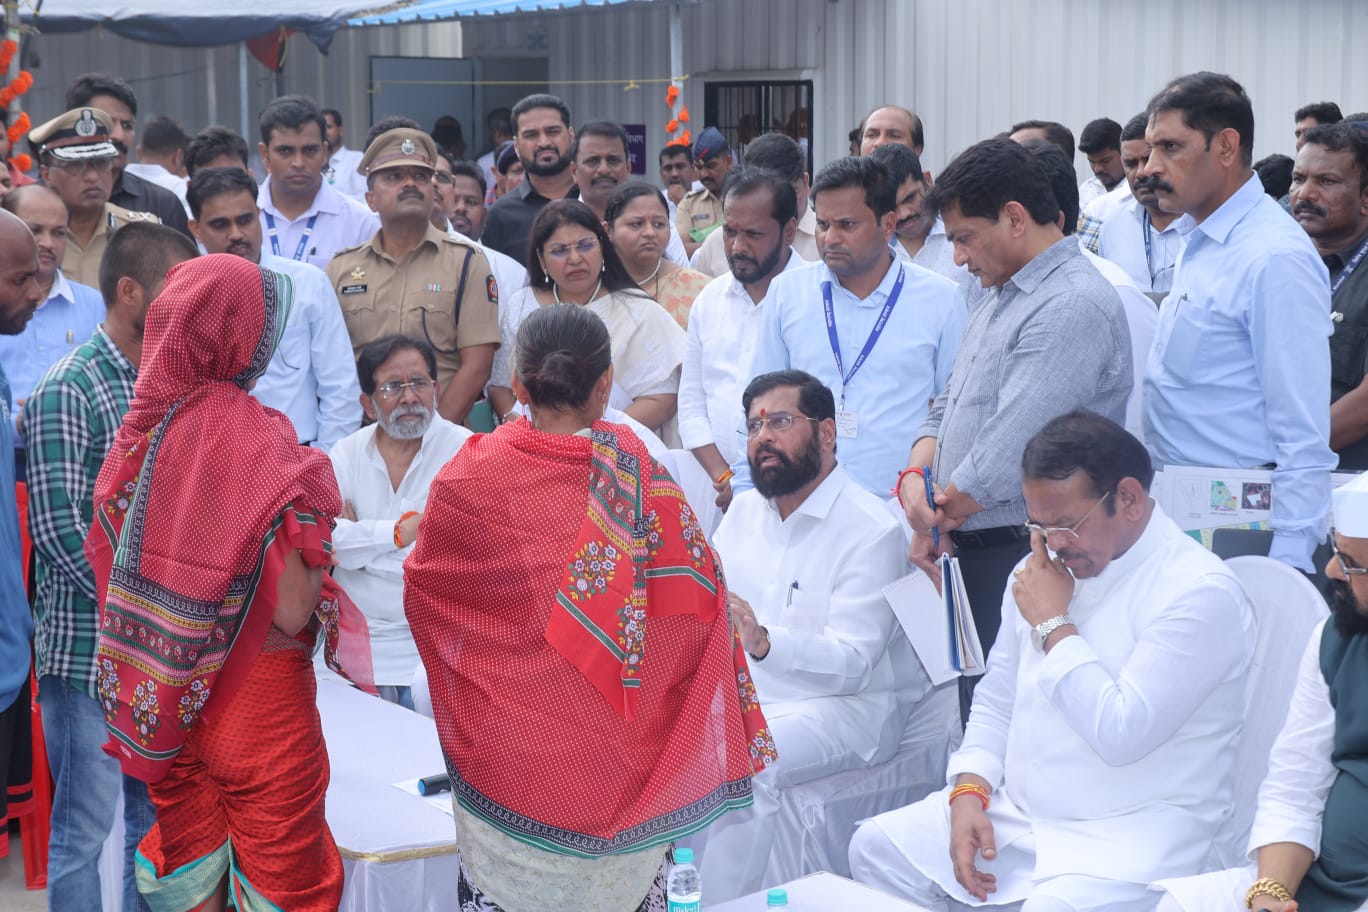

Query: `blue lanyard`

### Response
(822, 262, 904, 406)
(263, 211, 319, 261)
(1331, 234, 1368, 296)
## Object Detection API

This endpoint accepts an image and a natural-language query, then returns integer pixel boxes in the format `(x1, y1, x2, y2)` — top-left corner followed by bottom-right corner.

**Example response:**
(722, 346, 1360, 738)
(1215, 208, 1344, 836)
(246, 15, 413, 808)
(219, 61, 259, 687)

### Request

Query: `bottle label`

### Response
(668, 902, 701, 912)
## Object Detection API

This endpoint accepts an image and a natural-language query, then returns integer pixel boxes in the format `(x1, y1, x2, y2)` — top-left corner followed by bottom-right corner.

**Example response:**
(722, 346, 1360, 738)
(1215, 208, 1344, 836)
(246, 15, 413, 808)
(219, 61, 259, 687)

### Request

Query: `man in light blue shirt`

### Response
(189, 167, 361, 449)
(1140, 72, 1336, 572)
(0, 186, 103, 466)
(744, 155, 965, 496)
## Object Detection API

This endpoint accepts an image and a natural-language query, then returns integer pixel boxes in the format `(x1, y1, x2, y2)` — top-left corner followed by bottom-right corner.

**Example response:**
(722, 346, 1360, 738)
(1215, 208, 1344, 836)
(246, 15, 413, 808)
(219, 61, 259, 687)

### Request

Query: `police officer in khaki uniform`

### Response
(327, 128, 500, 424)
(31, 108, 160, 287)
(675, 126, 733, 257)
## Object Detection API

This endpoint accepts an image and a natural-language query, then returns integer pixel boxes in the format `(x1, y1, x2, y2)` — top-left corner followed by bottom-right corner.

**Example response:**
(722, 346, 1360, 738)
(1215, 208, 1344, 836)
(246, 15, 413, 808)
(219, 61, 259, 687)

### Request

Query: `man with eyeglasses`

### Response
(326, 335, 471, 708)
(30, 107, 162, 287)
(699, 369, 921, 901)
(327, 128, 500, 425)
(1155, 471, 1368, 912)
(187, 166, 360, 450)
(1096, 112, 1183, 296)
(853, 409, 1256, 912)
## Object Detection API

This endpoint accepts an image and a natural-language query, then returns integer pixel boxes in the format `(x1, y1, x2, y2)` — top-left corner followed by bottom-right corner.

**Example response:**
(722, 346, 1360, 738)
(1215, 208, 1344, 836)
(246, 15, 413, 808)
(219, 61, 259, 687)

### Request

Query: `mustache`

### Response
(1294, 201, 1327, 218)
(1140, 176, 1174, 195)
(398, 188, 426, 201)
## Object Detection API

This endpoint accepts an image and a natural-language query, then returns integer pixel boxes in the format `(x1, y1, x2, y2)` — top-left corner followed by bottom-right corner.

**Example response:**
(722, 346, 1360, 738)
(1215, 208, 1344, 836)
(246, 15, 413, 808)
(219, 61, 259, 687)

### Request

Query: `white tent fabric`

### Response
(21, 1, 380, 50)
(349, 0, 642, 26)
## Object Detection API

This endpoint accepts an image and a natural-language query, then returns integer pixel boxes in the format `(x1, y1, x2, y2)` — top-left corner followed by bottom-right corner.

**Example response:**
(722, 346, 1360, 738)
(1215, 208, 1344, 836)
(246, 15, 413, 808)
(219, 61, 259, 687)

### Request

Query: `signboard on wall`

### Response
(624, 123, 647, 175)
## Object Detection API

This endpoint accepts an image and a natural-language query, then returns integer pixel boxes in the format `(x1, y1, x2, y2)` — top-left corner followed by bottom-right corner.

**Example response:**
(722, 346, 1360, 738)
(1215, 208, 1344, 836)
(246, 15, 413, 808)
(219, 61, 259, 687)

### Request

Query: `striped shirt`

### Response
(26, 326, 136, 696)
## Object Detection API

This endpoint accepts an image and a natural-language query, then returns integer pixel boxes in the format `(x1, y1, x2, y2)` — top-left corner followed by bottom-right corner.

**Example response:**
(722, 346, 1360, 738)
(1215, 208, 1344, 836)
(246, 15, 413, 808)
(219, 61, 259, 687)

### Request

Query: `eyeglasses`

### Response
(48, 157, 114, 175)
(544, 237, 599, 260)
(373, 377, 435, 400)
(1331, 536, 1368, 575)
(432, 172, 455, 185)
(743, 412, 820, 438)
(1023, 491, 1111, 543)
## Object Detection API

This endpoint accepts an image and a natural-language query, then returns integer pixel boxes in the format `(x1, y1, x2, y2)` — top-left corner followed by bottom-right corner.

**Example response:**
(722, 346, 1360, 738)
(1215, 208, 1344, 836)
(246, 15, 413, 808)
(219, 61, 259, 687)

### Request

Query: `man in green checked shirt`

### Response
(25, 222, 195, 910)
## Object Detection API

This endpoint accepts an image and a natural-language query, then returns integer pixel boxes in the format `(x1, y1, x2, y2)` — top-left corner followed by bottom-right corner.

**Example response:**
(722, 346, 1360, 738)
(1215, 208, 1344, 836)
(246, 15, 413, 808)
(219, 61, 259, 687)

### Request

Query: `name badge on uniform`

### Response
(836, 409, 858, 438)
(341, 284, 368, 296)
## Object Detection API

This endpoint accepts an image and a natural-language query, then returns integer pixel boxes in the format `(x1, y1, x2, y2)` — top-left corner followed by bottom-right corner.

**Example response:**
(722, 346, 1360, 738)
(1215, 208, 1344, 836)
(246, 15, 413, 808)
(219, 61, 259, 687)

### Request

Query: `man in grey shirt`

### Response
(895, 139, 1132, 716)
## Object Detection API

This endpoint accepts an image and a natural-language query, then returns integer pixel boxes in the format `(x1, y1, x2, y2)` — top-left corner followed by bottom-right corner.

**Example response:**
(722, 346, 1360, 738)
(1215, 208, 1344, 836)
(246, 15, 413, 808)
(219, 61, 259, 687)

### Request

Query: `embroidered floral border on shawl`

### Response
(445, 756, 754, 859)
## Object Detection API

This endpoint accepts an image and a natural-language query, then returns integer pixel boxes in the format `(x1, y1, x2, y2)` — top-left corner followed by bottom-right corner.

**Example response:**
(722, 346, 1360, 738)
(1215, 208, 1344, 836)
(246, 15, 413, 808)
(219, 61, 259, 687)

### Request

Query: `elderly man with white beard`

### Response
(326, 335, 472, 708)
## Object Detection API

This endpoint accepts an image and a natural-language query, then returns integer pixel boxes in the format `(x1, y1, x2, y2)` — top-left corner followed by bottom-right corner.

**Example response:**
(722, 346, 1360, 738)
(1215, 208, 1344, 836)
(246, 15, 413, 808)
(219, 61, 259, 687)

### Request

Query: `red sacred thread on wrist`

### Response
(394, 511, 420, 548)
(893, 466, 926, 511)
(715, 469, 735, 485)
(948, 783, 990, 811)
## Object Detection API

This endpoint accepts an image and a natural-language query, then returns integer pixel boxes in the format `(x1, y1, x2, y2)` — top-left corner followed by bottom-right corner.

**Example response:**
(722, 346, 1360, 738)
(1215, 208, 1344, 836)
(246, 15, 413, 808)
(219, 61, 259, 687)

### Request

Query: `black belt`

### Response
(950, 524, 1030, 550)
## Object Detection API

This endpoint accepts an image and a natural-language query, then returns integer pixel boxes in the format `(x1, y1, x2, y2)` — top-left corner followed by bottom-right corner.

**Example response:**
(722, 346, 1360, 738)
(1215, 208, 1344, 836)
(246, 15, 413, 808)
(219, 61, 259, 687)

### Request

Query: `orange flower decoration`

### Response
(666, 119, 679, 134)
(678, 105, 690, 124)
(678, 130, 692, 147)
(5, 126, 18, 144)
(14, 111, 29, 132)
(665, 85, 680, 107)
(11, 153, 31, 172)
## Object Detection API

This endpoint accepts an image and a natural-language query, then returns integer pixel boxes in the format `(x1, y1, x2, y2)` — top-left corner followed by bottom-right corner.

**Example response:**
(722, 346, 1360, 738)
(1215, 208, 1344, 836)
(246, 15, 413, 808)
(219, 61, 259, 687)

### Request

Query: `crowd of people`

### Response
(0, 63, 1364, 912)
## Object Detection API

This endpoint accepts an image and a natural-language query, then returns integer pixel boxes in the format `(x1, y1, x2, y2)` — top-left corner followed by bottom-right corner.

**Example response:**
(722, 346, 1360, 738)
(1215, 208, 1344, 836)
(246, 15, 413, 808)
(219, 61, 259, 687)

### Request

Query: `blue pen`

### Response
(923, 466, 939, 549)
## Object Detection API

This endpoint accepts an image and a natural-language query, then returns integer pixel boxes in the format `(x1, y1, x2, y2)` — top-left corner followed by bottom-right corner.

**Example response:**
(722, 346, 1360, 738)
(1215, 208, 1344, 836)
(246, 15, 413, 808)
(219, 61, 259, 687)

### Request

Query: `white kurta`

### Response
(701, 465, 922, 900)
(857, 504, 1255, 905)
(328, 417, 472, 684)
(676, 248, 806, 464)
(1154, 618, 1368, 912)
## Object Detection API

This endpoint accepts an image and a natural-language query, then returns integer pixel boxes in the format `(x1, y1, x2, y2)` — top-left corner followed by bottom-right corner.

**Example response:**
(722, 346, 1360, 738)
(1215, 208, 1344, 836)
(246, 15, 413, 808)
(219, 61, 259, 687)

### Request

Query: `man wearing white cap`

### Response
(1154, 471, 1368, 912)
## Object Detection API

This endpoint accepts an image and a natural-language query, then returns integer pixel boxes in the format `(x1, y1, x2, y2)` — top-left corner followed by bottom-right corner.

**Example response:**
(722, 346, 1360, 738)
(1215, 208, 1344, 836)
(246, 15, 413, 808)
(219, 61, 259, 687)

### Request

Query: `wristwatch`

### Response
(1032, 614, 1075, 651)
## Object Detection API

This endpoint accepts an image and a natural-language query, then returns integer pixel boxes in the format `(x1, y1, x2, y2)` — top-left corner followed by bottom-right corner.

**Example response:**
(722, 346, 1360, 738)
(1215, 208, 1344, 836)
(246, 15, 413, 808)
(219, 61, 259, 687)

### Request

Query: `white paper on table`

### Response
(392, 777, 456, 817)
(882, 562, 984, 684)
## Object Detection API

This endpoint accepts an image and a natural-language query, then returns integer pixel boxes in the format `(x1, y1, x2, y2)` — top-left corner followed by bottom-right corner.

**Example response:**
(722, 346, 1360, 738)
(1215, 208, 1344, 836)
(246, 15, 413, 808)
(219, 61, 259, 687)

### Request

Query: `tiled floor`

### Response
(0, 836, 46, 912)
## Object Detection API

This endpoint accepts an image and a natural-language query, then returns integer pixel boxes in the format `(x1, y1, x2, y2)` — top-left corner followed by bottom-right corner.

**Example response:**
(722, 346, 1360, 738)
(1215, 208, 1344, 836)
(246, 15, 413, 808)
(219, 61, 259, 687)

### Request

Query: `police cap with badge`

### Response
(357, 128, 438, 179)
(29, 108, 118, 162)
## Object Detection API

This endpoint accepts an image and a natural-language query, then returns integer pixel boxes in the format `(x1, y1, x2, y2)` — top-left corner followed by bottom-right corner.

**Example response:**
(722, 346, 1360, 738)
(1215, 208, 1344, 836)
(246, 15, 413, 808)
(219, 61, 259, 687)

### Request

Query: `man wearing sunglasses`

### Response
(325, 335, 470, 708)
(853, 410, 1256, 912)
(1155, 471, 1368, 912)
(699, 370, 922, 901)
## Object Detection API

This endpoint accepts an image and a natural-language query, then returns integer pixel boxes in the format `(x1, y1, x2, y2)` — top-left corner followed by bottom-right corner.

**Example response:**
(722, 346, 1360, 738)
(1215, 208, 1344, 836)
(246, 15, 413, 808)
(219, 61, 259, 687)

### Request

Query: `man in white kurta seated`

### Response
(698, 369, 917, 901)
(849, 409, 1256, 912)
(328, 335, 471, 708)
(1154, 471, 1368, 912)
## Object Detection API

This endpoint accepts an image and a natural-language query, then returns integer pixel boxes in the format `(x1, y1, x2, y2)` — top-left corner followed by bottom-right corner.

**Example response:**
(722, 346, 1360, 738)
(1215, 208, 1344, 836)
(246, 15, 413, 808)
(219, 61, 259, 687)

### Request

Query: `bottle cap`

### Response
(673, 847, 694, 864)
(767, 887, 788, 906)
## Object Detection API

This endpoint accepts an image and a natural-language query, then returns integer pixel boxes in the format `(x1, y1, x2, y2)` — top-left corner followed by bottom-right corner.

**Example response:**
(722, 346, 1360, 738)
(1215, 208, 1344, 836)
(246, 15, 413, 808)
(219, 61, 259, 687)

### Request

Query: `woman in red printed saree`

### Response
(404, 303, 775, 912)
(85, 254, 373, 912)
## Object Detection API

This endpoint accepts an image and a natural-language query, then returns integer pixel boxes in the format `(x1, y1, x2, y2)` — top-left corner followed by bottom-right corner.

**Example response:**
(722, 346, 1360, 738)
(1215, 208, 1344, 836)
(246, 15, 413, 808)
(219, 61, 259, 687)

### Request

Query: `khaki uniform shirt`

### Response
(675, 187, 723, 243)
(326, 223, 501, 387)
(62, 204, 161, 288)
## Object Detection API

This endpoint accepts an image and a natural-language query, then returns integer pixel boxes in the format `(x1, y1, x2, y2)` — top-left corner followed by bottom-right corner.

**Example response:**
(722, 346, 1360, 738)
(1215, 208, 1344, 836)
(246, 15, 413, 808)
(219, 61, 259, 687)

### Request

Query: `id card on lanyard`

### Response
(1332, 234, 1368, 297)
(822, 263, 905, 438)
(264, 211, 319, 262)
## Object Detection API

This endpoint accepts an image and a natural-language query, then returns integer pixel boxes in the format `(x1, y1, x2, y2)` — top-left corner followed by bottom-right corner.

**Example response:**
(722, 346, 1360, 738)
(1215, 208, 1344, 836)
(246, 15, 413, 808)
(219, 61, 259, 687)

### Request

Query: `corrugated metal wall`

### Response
(20, 0, 1368, 179)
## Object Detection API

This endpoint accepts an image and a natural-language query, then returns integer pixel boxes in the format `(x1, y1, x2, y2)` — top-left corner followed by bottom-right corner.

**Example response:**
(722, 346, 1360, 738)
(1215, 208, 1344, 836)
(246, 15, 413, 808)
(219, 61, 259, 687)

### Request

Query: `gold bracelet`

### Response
(1245, 877, 1293, 909)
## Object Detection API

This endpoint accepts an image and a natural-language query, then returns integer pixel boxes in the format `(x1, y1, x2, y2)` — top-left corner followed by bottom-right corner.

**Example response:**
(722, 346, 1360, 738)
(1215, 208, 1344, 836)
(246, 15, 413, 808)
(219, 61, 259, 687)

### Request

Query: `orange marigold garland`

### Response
(664, 84, 690, 149)
(0, 39, 35, 177)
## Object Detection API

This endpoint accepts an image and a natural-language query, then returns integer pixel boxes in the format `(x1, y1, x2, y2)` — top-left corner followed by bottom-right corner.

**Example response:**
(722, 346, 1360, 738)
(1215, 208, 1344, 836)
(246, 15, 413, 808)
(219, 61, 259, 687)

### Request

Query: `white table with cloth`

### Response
(99, 675, 459, 912)
(707, 871, 933, 910)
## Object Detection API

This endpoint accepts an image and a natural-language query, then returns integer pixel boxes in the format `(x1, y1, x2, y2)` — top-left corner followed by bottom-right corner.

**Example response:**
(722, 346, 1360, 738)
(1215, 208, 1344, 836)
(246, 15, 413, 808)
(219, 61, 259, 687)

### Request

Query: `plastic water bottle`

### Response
(766, 887, 789, 907)
(667, 847, 702, 912)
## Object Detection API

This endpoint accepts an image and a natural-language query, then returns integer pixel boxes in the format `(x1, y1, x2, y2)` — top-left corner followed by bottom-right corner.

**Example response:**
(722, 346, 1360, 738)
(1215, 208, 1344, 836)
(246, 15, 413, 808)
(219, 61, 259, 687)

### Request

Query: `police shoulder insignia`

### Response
(486, 274, 499, 303)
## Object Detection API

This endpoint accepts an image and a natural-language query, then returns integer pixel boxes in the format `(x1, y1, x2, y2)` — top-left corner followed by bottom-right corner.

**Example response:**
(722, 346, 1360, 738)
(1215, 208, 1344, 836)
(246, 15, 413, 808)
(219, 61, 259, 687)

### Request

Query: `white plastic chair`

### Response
(1151, 555, 1329, 910)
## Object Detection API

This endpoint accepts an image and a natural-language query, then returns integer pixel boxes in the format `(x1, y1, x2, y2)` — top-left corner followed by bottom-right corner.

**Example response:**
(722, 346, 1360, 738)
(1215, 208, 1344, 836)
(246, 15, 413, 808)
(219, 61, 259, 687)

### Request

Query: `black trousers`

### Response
(951, 527, 1033, 726)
